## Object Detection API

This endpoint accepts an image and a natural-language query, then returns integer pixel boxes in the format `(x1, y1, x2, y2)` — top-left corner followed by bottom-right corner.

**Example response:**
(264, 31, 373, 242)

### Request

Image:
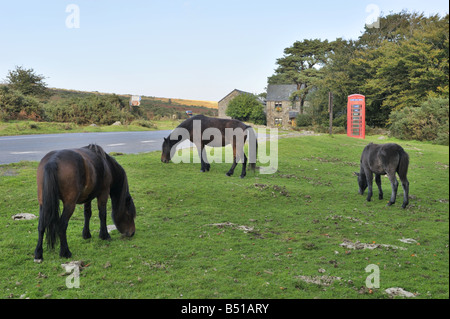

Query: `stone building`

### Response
(218, 89, 253, 119)
(265, 84, 301, 128)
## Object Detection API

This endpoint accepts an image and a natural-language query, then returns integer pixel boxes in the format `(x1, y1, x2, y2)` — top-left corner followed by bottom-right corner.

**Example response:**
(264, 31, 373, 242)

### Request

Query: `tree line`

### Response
(269, 11, 448, 144)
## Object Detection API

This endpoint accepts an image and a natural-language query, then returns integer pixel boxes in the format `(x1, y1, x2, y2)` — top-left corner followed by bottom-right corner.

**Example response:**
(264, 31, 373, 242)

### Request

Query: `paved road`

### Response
(0, 130, 174, 164)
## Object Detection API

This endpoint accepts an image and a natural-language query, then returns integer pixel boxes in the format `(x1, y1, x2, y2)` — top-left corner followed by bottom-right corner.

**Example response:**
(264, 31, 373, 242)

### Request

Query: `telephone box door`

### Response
(347, 94, 365, 139)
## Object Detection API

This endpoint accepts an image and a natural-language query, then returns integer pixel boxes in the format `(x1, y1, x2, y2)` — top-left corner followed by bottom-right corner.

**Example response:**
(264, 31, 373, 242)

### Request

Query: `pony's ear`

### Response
(353, 172, 360, 177)
(164, 137, 168, 142)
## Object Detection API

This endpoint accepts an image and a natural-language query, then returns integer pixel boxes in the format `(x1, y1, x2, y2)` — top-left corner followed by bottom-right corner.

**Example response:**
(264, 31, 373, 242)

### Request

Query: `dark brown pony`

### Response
(34, 144, 136, 262)
(161, 115, 257, 178)
(356, 143, 410, 208)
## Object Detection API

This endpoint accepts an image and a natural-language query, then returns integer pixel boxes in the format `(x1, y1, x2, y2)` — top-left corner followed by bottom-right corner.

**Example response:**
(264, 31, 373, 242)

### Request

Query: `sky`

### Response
(0, 0, 448, 101)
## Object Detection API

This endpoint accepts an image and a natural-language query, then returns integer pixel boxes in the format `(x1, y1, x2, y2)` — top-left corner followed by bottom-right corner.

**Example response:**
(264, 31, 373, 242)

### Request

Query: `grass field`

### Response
(0, 119, 182, 136)
(0, 134, 448, 299)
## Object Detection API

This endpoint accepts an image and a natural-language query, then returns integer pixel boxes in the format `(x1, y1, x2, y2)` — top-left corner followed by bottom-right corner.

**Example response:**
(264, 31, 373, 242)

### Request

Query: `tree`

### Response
(296, 12, 449, 127)
(5, 66, 50, 98)
(268, 39, 333, 113)
(226, 93, 264, 124)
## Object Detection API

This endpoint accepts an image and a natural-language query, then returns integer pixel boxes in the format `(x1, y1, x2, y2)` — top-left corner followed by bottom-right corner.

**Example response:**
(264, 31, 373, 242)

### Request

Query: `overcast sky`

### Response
(0, 0, 448, 101)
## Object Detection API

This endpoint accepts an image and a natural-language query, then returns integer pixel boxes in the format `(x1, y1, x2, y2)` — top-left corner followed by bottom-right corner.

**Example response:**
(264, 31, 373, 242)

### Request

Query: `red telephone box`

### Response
(347, 94, 365, 139)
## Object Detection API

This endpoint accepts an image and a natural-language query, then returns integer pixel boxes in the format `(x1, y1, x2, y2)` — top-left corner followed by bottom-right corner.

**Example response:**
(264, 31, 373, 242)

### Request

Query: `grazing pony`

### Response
(356, 143, 410, 208)
(161, 115, 257, 178)
(34, 144, 136, 262)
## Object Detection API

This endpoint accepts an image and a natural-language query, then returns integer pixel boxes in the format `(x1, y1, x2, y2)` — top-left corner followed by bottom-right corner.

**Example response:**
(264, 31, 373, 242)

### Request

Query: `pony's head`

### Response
(109, 160, 136, 237)
(161, 137, 171, 163)
(355, 172, 367, 195)
(112, 193, 136, 237)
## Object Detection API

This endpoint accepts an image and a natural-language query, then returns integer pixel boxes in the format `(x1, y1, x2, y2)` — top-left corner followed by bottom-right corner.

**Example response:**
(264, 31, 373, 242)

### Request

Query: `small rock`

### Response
(107, 225, 117, 233)
(398, 238, 418, 244)
(385, 287, 417, 298)
(12, 213, 37, 220)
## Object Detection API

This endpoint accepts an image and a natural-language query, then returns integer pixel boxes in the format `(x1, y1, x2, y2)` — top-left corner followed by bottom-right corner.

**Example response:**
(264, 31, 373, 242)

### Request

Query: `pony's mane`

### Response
(84, 144, 107, 159)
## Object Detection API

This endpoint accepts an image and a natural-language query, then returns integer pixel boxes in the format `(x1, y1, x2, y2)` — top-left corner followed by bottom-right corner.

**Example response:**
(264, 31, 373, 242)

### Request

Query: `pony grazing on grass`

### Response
(34, 144, 136, 262)
(161, 115, 257, 178)
(356, 143, 410, 208)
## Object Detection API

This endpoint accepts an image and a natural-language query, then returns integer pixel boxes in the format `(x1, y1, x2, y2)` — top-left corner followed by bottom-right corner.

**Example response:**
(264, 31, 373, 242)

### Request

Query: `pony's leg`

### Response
(82, 201, 92, 239)
(201, 146, 210, 172)
(34, 205, 45, 262)
(196, 144, 209, 172)
(387, 173, 399, 206)
(400, 176, 409, 208)
(375, 174, 383, 200)
(365, 170, 374, 202)
(240, 153, 248, 179)
(226, 146, 238, 176)
(97, 194, 111, 240)
(59, 203, 76, 258)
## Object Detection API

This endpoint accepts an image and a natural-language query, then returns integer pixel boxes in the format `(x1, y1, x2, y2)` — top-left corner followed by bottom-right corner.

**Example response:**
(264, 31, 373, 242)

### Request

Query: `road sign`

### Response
(130, 95, 142, 106)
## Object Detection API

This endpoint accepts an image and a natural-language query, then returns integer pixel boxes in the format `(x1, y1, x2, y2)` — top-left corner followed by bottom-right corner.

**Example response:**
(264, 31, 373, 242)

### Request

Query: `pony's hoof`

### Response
(100, 233, 111, 241)
(60, 251, 72, 259)
(226, 172, 232, 177)
(240, 175, 246, 179)
(34, 258, 43, 263)
(82, 231, 91, 239)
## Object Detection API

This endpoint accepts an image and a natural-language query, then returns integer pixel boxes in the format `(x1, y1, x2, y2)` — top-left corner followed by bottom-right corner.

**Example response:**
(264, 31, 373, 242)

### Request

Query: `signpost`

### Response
(130, 95, 141, 107)
(328, 92, 333, 135)
(347, 94, 366, 139)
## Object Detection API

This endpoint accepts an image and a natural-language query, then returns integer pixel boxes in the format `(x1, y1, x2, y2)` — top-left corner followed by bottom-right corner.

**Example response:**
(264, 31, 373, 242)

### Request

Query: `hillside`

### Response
(50, 88, 218, 109)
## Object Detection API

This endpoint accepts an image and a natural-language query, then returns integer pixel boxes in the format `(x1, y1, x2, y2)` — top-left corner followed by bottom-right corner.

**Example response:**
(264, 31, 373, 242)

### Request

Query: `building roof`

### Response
(266, 84, 298, 101)
(218, 89, 253, 103)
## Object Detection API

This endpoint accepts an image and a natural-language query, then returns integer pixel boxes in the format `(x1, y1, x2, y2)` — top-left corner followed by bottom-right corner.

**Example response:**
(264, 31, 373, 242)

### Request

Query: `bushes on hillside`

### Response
(0, 86, 44, 121)
(389, 97, 449, 145)
(44, 95, 134, 125)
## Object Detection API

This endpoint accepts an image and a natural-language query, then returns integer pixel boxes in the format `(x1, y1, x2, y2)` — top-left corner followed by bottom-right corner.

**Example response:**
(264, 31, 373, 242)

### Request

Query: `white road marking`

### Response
(106, 143, 125, 147)
(141, 140, 156, 143)
(10, 151, 42, 155)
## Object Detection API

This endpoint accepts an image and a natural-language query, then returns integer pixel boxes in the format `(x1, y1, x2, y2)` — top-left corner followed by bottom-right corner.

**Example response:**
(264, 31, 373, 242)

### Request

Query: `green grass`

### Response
(0, 119, 183, 136)
(0, 134, 448, 299)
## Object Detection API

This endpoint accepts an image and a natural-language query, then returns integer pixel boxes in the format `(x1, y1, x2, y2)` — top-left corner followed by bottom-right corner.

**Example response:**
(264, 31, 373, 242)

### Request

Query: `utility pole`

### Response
(328, 92, 333, 135)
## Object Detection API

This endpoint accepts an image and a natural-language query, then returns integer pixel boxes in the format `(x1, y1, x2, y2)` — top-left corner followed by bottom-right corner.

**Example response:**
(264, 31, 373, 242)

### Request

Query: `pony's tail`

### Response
(397, 148, 409, 180)
(246, 126, 258, 171)
(41, 160, 60, 249)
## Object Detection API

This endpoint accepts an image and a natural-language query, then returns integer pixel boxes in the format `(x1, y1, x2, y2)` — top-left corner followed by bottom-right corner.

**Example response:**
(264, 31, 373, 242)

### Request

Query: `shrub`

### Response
(389, 97, 449, 145)
(296, 113, 313, 127)
(131, 119, 156, 129)
(0, 86, 44, 121)
(43, 95, 130, 125)
(226, 93, 263, 124)
(249, 104, 266, 125)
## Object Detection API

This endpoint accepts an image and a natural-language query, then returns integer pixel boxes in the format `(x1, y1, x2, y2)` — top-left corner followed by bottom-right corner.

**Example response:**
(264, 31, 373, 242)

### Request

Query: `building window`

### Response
(274, 118, 282, 126)
(275, 102, 282, 112)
